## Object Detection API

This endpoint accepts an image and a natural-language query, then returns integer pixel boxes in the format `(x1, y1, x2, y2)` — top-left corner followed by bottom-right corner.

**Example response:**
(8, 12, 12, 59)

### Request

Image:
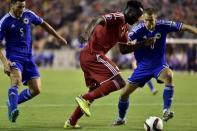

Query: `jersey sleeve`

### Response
(160, 20, 182, 33)
(102, 13, 124, 26)
(128, 23, 143, 41)
(28, 10, 44, 26)
(128, 31, 138, 41)
(0, 19, 6, 41)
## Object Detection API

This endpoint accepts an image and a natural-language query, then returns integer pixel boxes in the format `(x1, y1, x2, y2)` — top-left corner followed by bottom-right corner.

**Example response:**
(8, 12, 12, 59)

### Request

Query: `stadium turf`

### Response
(0, 69, 197, 131)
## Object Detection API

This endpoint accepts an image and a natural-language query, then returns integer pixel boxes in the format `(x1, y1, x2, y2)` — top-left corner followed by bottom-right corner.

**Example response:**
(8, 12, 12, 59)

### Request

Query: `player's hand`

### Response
(3, 60, 11, 76)
(57, 36, 67, 46)
(143, 37, 156, 46)
(79, 31, 89, 43)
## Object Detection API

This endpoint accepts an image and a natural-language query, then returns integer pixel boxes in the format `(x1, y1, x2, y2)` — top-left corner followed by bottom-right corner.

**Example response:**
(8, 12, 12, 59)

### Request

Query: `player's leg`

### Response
(157, 68, 174, 121)
(65, 79, 98, 129)
(76, 54, 126, 116)
(7, 68, 21, 122)
(19, 77, 41, 104)
(18, 60, 41, 104)
(147, 80, 158, 95)
(113, 67, 152, 126)
(82, 74, 126, 101)
(75, 74, 126, 117)
(112, 82, 138, 126)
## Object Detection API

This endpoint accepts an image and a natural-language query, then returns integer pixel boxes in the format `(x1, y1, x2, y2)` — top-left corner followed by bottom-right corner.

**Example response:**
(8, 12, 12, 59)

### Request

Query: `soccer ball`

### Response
(144, 116, 163, 131)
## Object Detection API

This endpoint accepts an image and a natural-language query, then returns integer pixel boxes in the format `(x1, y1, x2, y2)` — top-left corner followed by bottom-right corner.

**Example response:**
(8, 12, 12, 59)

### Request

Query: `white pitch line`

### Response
(0, 103, 197, 108)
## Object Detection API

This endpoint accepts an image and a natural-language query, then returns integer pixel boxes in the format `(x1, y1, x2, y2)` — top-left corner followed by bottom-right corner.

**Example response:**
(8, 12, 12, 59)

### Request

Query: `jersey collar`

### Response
(9, 11, 24, 20)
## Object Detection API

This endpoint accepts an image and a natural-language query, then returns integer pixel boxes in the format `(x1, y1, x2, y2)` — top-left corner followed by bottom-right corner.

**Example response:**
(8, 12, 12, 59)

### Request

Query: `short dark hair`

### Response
(126, 0, 144, 10)
(144, 8, 157, 15)
(11, 0, 25, 4)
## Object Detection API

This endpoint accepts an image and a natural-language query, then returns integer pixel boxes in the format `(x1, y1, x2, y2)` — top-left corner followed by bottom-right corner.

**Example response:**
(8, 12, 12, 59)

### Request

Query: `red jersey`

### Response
(84, 12, 128, 54)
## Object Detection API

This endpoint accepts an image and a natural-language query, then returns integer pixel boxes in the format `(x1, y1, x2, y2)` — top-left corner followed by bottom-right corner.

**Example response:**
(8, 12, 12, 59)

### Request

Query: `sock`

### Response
(18, 89, 33, 104)
(69, 106, 84, 126)
(69, 99, 94, 126)
(147, 80, 154, 93)
(163, 85, 174, 112)
(82, 80, 119, 101)
(8, 86, 19, 111)
(118, 99, 129, 120)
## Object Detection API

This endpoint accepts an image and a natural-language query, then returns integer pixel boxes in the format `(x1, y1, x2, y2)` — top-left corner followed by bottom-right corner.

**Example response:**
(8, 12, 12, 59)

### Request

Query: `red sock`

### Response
(69, 80, 118, 125)
(69, 106, 83, 125)
(83, 80, 119, 101)
(69, 100, 94, 125)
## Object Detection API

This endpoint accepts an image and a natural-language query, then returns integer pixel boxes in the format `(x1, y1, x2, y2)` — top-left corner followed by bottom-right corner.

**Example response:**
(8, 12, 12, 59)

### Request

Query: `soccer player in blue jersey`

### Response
(113, 8, 197, 125)
(0, 0, 67, 123)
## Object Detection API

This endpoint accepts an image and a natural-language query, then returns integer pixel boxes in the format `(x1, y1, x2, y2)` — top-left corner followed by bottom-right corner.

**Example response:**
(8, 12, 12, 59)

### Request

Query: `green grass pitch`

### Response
(0, 69, 197, 131)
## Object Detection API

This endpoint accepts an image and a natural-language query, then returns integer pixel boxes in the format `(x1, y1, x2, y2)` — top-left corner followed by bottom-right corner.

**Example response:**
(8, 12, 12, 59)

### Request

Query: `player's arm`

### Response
(180, 24, 197, 35)
(40, 21, 67, 45)
(79, 16, 105, 43)
(0, 45, 10, 76)
(119, 38, 156, 54)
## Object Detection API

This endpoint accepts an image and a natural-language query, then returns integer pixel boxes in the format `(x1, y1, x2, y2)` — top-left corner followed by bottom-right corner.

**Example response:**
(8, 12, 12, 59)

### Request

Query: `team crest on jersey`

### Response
(23, 18, 29, 24)
(155, 33, 161, 39)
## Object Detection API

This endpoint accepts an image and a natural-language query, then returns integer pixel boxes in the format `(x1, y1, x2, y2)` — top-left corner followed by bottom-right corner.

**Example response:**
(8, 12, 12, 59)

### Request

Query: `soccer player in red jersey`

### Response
(64, 0, 144, 128)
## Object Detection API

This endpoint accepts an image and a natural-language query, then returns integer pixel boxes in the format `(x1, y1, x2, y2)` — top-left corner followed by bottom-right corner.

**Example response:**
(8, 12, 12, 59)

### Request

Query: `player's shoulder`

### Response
(130, 21, 145, 33)
(104, 12, 124, 18)
(24, 9, 37, 16)
(103, 12, 124, 22)
(0, 13, 11, 27)
(156, 19, 173, 26)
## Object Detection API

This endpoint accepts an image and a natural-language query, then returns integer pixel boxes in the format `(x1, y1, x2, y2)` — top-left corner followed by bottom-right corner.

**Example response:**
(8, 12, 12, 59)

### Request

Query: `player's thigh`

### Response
(128, 67, 152, 87)
(27, 77, 41, 93)
(81, 53, 119, 85)
(158, 68, 173, 84)
(120, 82, 138, 100)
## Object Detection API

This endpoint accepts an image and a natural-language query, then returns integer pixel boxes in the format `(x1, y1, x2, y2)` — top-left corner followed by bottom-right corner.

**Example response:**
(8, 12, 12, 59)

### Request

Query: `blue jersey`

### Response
(128, 20, 182, 69)
(0, 9, 43, 59)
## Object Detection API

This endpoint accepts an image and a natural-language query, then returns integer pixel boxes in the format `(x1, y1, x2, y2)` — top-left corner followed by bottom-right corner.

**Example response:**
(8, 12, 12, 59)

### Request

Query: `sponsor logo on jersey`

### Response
(143, 35, 147, 39)
(11, 24, 15, 28)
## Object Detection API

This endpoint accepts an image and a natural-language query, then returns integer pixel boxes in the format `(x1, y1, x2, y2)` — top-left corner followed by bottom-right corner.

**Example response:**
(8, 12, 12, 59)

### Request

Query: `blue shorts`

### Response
(128, 64, 169, 87)
(9, 57, 40, 85)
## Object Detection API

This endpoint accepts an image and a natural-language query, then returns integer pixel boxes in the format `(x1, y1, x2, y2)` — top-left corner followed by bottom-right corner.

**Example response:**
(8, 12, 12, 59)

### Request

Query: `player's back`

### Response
(84, 12, 128, 54)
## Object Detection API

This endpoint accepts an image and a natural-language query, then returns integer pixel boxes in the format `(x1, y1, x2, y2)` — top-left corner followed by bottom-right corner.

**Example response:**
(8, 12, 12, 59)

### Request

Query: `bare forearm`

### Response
(181, 24, 197, 35)
(119, 42, 144, 54)
(40, 21, 60, 39)
(0, 48, 7, 65)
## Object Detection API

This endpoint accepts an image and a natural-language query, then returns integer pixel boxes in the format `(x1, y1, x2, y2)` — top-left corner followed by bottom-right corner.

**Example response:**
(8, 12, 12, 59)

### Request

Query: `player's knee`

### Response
(165, 70, 173, 84)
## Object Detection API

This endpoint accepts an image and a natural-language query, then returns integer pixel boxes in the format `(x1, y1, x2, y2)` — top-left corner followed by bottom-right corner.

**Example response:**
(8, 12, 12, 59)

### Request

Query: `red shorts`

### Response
(80, 50, 120, 88)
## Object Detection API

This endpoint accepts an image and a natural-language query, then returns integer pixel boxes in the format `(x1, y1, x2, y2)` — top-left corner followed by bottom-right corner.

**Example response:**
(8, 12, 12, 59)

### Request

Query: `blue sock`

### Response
(18, 89, 33, 104)
(163, 85, 174, 111)
(147, 80, 154, 92)
(118, 99, 129, 119)
(8, 86, 19, 111)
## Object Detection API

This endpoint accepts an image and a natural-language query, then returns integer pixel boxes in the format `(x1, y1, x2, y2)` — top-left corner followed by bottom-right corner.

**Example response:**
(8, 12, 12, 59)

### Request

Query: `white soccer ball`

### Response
(144, 116, 163, 131)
